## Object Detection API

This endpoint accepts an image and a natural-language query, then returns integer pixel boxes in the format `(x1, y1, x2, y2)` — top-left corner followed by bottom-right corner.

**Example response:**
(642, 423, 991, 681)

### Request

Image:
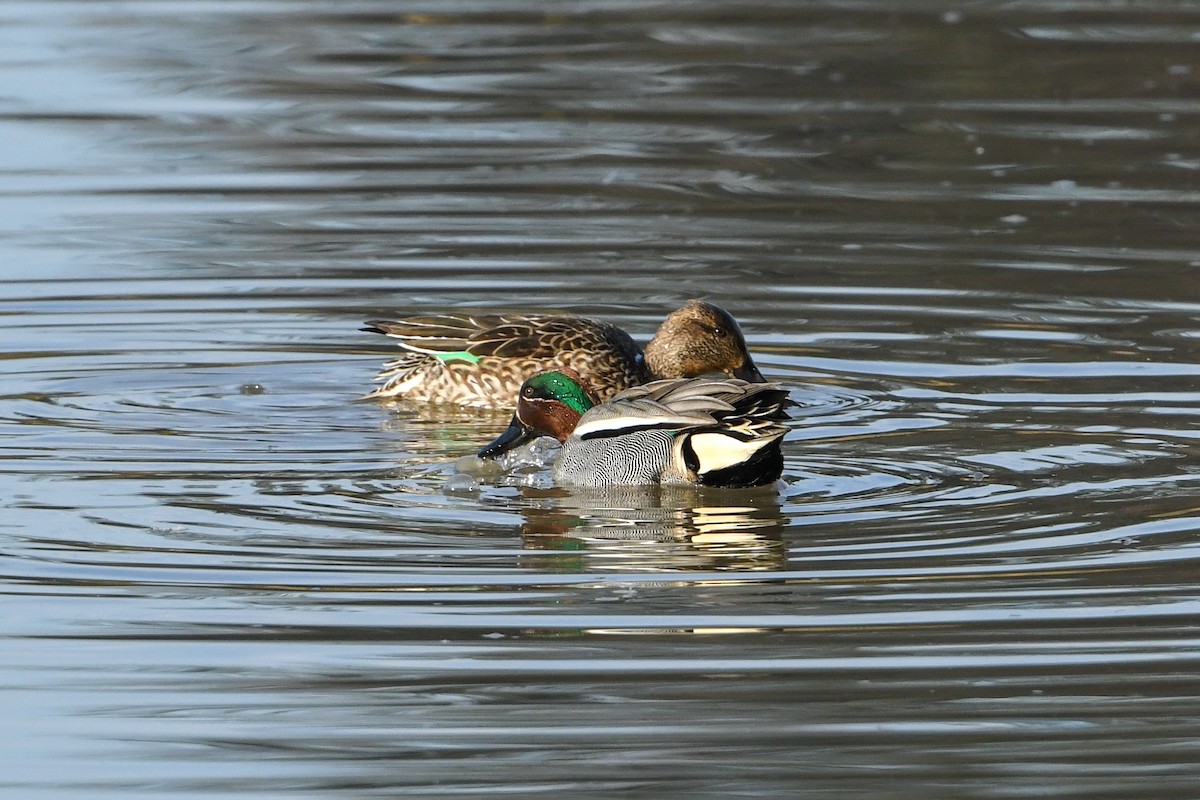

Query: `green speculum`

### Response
(434, 351, 483, 364)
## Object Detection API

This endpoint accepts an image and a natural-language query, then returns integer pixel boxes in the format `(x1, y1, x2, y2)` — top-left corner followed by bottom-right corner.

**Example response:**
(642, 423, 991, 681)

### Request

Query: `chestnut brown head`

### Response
(478, 369, 600, 458)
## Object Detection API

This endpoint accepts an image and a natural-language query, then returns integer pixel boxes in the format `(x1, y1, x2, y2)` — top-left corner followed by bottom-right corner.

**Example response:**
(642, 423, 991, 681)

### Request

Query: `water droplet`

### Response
(443, 472, 479, 495)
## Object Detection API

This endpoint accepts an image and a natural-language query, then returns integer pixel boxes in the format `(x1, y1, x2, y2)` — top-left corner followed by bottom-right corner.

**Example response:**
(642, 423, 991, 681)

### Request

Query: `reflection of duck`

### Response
(480, 371, 791, 488)
(516, 485, 787, 573)
(363, 300, 765, 408)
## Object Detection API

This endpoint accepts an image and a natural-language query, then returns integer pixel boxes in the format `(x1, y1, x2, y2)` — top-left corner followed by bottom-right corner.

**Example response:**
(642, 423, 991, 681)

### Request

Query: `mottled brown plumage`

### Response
(363, 301, 764, 409)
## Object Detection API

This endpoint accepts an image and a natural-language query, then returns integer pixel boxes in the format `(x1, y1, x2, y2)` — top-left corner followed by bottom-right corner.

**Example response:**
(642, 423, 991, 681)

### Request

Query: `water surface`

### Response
(3, 2, 1200, 798)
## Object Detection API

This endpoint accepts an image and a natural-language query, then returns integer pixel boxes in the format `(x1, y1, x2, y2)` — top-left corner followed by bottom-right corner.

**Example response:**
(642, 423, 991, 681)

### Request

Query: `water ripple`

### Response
(4, 2, 1200, 797)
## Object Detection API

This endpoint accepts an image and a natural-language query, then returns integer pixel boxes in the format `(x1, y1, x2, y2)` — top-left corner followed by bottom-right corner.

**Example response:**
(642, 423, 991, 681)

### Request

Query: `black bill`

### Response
(478, 415, 538, 458)
(733, 356, 766, 383)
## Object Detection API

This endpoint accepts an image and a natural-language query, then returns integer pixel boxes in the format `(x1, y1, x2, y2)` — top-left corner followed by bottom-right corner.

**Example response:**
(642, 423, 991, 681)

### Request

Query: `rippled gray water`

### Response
(3, 2, 1200, 798)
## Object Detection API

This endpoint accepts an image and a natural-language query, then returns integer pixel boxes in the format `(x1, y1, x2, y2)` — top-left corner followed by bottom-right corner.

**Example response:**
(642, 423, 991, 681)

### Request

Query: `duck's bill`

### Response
(478, 416, 538, 459)
(733, 357, 766, 383)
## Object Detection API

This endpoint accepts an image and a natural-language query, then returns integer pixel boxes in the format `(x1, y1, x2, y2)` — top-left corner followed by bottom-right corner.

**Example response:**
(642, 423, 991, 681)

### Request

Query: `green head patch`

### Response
(525, 371, 596, 415)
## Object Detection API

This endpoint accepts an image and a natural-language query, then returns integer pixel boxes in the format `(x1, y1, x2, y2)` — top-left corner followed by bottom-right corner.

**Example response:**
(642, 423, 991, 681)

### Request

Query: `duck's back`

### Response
(366, 314, 647, 407)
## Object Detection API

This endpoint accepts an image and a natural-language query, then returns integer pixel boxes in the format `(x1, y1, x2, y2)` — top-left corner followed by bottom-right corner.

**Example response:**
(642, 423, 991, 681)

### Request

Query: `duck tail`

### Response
(363, 352, 432, 398)
(679, 429, 786, 488)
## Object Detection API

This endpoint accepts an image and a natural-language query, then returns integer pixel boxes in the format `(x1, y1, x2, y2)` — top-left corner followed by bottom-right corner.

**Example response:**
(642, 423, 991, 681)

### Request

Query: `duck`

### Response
(362, 300, 765, 409)
(477, 369, 791, 488)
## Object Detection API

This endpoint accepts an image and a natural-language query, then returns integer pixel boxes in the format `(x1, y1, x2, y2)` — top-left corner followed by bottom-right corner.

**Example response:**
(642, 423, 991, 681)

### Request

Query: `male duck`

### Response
(478, 369, 791, 488)
(363, 300, 765, 409)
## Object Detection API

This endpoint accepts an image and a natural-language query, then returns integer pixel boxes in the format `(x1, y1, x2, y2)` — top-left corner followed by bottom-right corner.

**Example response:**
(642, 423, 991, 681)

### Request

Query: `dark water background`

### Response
(3, 2, 1200, 797)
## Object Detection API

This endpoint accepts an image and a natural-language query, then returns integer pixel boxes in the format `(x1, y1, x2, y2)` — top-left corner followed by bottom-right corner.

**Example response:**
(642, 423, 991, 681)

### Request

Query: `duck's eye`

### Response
(522, 385, 535, 398)
(711, 326, 726, 338)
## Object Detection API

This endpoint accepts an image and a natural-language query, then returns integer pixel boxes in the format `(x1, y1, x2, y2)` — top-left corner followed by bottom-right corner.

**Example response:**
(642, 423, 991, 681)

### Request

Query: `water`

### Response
(3, 2, 1200, 797)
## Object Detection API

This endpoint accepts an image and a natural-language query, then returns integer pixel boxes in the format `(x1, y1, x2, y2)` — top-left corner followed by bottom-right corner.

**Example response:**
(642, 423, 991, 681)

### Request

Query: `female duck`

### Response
(478, 370, 790, 489)
(363, 300, 764, 409)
